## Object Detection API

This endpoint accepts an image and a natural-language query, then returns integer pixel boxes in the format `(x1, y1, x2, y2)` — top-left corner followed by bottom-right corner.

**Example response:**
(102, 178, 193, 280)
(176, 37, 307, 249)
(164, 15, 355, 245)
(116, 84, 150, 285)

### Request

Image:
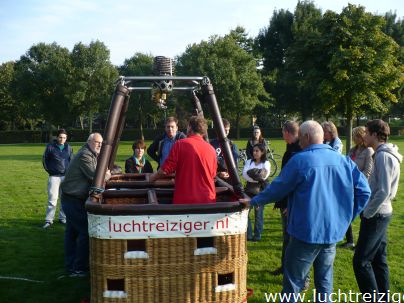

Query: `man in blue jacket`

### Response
(240, 120, 371, 302)
(42, 129, 73, 228)
(147, 116, 186, 169)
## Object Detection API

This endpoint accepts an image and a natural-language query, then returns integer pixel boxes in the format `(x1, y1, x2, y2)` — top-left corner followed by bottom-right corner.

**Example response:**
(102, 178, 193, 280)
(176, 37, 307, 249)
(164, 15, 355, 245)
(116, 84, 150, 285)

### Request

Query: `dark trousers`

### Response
(345, 224, 354, 244)
(280, 209, 289, 270)
(61, 194, 89, 272)
(353, 214, 392, 297)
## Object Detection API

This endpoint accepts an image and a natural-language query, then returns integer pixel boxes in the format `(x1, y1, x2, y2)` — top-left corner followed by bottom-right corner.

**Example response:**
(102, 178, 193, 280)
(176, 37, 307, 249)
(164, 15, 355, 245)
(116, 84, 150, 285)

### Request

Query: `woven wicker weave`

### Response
(90, 234, 247, 303)
(88, 175, 248, 303)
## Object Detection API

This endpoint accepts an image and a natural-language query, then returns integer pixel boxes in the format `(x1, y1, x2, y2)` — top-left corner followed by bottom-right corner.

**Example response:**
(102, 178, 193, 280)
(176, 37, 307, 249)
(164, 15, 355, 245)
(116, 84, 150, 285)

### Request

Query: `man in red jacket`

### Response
(149, 116, 217, 204)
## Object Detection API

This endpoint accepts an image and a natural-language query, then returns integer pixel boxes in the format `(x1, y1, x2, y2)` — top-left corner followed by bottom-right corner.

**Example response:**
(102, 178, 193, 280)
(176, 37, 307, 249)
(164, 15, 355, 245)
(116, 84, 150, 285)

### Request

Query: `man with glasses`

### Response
(60, 133, 111, 277)
(42, 129, 73, 229)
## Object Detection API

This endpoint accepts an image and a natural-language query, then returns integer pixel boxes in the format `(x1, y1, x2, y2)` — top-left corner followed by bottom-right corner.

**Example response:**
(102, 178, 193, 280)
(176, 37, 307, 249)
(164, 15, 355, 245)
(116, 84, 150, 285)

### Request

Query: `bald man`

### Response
(61, 133, 110, 277)
(241, 120, 370, 302)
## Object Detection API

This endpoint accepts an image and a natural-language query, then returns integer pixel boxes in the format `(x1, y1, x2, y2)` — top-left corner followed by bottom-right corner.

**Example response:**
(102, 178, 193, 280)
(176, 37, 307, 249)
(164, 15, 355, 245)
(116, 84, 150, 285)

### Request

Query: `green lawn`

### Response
(0, 139, 403, 302)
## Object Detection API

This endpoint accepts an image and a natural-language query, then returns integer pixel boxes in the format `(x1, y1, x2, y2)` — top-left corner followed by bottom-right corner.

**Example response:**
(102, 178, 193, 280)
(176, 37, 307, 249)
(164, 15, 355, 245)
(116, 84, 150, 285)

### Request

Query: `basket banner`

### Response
(88, 209, 248, 239)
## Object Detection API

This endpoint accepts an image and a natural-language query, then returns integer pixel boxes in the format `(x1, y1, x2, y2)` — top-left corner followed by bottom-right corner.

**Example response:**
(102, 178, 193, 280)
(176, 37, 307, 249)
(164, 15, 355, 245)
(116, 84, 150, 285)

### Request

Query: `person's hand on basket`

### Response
(218, 171, 229, 179)
(149, 169, 169, 183)
(149, 172, 159, 182)
(239, 197, 251, 209)
(104, 169, 111, 181)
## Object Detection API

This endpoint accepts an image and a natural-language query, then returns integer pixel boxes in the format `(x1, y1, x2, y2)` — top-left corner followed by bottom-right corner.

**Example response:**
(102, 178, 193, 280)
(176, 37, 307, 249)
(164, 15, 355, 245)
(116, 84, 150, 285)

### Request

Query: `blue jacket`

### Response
(328, 137, 343, 154)
(251, 144, 370, 244)
(42, 142, 73, 176)
(147, 131, 186, 168)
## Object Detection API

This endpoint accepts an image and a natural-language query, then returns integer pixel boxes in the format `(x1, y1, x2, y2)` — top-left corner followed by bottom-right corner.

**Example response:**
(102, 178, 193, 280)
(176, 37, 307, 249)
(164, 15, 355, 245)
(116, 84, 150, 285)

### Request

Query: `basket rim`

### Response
(86, 200, 244, 215)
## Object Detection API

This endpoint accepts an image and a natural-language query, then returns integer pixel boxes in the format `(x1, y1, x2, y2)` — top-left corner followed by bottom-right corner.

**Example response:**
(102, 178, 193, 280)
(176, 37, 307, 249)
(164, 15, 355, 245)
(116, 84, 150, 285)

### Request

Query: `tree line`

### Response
(0, 1, 402, 149)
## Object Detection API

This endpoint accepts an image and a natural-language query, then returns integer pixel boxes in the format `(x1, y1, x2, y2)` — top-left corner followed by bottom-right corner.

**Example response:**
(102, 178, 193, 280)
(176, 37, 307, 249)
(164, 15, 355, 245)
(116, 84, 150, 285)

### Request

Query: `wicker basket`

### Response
(87, 176, 248, 303)
(90, 234, 247, 303)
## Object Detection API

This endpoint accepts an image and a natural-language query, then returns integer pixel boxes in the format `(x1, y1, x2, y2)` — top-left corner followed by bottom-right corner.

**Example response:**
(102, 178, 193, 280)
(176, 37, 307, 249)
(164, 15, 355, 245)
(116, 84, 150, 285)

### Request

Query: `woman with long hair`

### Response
(342, 126, 374, 249)
(246, 126, 268, 160)
(322, 121, 343, 153)
(242, 143, 270, 241)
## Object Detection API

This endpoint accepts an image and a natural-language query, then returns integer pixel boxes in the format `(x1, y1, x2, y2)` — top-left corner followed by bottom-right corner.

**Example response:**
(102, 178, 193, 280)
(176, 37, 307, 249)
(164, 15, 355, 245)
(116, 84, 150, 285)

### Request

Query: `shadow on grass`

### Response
(246, 268, 283, 303)
(0, 155, 42, 161)
(0, 218, 90, 303)
(0, 276, 90, 303)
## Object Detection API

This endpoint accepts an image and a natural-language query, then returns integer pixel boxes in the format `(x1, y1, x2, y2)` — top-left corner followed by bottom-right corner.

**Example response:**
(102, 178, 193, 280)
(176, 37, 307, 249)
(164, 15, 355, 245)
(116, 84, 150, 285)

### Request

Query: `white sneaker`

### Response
(42, 222, 52, 229)
(69, 270, 89, 278)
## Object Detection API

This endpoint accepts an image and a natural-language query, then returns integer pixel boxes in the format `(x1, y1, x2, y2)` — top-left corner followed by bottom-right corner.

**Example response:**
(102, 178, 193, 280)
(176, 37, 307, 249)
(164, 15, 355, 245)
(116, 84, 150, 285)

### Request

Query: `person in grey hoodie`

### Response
(353, 119, 402, 299)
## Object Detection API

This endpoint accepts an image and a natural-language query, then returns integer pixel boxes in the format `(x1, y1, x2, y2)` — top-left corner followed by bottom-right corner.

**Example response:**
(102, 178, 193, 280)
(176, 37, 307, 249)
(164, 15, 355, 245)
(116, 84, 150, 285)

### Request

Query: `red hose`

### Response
(241, 288, 254, 302)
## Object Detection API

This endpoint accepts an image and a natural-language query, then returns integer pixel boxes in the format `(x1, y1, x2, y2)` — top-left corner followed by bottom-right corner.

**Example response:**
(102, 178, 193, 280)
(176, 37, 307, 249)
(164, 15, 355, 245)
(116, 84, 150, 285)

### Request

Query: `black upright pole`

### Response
(191, 91, 209, 141)
(191, 91, 204, 117)
(201, 81, 245, 198)
(91, 84, 130, 197)
(108, 95, 130, 170)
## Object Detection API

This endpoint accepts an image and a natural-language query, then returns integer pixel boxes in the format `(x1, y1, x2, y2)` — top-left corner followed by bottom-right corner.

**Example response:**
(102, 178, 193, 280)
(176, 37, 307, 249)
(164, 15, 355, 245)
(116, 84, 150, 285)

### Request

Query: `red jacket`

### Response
(161, 134, 217, 204)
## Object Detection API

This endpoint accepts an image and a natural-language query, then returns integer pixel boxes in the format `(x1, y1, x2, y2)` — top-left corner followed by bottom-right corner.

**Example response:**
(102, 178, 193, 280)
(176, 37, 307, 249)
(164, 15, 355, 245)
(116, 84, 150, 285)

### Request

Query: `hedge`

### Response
(1, 127, 403, 144)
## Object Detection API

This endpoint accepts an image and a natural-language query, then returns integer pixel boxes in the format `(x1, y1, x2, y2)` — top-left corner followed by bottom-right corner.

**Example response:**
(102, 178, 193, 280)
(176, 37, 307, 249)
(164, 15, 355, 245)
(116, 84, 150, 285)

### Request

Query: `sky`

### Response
(0, 0, 402, 66)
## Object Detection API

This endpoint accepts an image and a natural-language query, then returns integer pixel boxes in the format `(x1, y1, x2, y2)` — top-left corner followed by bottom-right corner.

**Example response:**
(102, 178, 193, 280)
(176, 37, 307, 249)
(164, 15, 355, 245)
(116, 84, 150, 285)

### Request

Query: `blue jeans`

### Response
(282, 237, 336, 303)
(61, 194, 89, 273)
(353, 214, 392, 298)
(247, 205, 264, 240)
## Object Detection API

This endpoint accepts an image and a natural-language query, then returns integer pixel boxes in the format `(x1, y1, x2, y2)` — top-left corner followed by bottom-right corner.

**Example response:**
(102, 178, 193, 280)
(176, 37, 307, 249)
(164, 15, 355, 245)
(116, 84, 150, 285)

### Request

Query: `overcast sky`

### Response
(0, 0, 402, 66)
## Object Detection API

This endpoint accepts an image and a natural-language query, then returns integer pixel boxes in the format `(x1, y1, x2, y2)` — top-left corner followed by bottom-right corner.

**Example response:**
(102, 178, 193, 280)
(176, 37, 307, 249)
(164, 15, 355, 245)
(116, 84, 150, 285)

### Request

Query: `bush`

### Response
(2, 127, 403, 144)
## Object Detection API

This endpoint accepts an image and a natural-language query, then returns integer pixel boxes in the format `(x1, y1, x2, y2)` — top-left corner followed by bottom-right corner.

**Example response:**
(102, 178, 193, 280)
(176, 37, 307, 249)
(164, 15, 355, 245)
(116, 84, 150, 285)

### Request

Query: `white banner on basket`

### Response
(88, 209, 248, 239)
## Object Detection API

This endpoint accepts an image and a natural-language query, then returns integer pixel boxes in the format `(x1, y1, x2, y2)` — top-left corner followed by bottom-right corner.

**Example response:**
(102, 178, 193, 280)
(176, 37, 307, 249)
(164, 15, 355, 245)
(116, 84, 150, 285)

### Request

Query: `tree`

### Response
(0, 62, 19, 130)
(119, 53, 157, 139)
(228, 26, 255, 54)
(176, 33, 268, 137)
(69, 40, 118, 132)
(282, 1, 324, 121)
(317, 5, 402, 151)
(256, 9, 294, 72)
(255, 3, 324, 124)
(383, 12, 404, 46)
(12, 42, 72, 133)
(255, 8, 294, 126)
(383, 13, 404, 118)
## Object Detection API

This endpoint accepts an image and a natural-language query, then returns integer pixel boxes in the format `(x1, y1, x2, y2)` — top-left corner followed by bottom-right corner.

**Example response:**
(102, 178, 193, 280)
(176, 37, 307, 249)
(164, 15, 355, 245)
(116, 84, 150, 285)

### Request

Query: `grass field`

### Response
(0, 139, 403, 303)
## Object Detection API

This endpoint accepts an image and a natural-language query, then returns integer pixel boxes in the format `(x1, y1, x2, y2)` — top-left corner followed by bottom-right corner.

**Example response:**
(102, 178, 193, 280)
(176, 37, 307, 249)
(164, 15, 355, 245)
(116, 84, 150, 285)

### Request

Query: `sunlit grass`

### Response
(0, 138, 403, 302)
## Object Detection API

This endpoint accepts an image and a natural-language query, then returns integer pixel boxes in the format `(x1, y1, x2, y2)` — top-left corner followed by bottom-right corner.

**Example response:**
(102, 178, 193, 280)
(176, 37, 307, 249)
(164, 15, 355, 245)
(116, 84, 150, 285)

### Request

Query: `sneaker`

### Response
(271, 267, 283, 276)
(302, 277, 310, 291)
(42, 222, 52, 229)
(69, 270, 89, 278)
(58, 219, 66, 224)
(340, 242, 355, 249)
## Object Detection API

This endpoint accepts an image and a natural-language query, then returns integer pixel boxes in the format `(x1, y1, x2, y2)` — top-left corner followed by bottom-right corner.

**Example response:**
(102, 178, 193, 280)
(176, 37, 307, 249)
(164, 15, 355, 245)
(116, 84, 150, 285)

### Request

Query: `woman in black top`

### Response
(125, 140, 153, 173)
(246, 126, 268, 159)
